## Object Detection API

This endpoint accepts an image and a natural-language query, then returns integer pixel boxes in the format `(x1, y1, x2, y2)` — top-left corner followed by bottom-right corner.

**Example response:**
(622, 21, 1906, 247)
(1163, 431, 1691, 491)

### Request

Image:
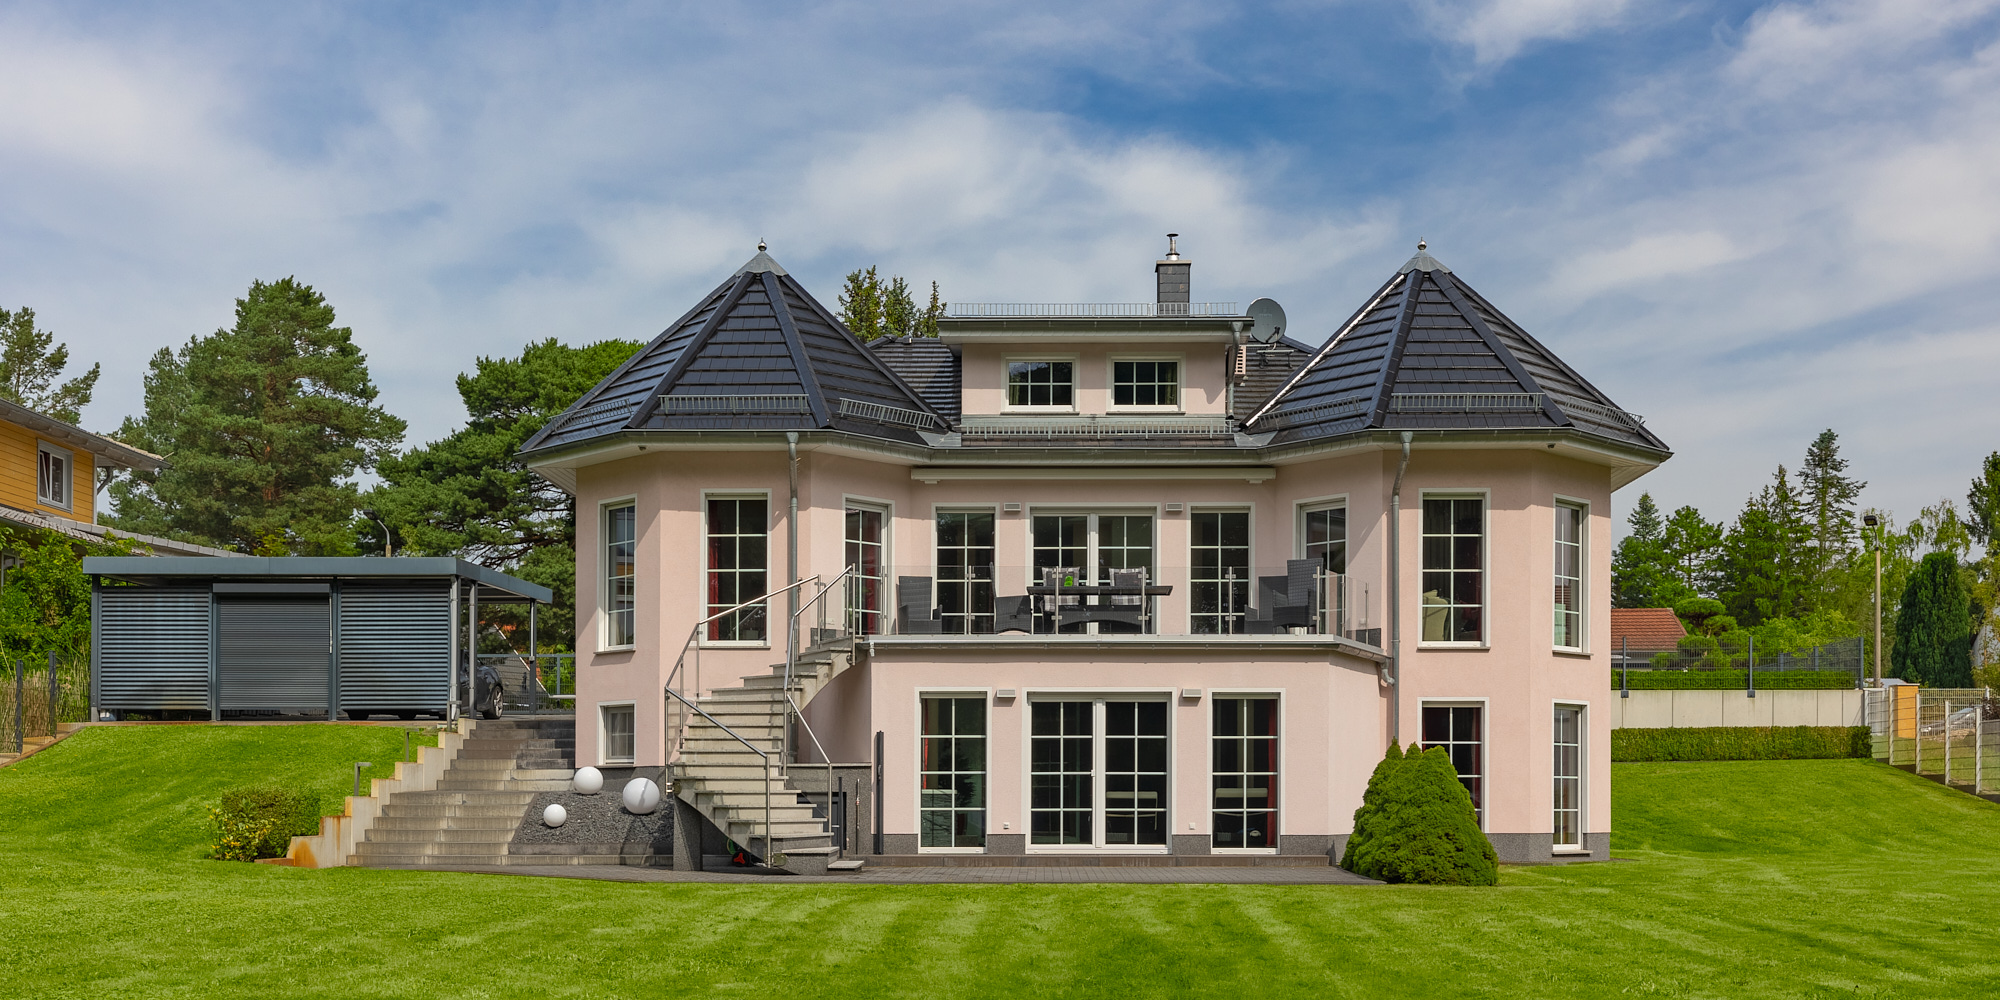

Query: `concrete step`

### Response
(365, 828, 517, 845)
(379, 805, 534, 821)
(351, 852, 513, 866)
(372, 815, 522, 831)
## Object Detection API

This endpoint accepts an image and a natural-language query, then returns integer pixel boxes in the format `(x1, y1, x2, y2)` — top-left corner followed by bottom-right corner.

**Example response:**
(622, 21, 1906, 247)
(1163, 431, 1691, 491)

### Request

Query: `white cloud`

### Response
(1415, 0, 1642, 66)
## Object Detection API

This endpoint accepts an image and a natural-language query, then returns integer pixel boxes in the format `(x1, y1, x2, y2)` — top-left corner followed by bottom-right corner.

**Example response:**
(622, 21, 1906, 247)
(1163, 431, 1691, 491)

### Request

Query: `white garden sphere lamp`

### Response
(543, 803, 568, 828)
(623, 777, 661, 815)
(572, 766, 604, 795)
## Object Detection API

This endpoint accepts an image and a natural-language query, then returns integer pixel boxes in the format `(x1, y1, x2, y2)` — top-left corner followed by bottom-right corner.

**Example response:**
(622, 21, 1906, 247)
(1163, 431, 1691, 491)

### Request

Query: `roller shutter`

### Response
(97, 587, 211, 711)
(217, 598, 330, 713)
(338, 583, 450, 715)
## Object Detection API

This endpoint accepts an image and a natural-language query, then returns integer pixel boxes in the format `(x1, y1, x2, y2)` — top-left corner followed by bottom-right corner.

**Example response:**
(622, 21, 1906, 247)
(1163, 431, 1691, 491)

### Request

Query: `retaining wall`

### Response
(266, 721, 472, 868)
(1611, 689, 1864, 729)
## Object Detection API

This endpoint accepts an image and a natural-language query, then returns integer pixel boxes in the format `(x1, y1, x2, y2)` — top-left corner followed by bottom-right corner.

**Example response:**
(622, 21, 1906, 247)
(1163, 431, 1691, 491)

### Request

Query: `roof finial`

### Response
(1417, 238, 1427, 252)
(757, 239, 767, 252)
(1166, 233, 1180, 260)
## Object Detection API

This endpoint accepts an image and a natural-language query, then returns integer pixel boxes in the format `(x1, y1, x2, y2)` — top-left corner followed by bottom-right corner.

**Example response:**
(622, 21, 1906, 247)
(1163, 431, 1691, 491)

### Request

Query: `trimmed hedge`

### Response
(1611, 670, 1854, 690)
(209, 786, 322, 861)
(1612, 726, 1872, 762)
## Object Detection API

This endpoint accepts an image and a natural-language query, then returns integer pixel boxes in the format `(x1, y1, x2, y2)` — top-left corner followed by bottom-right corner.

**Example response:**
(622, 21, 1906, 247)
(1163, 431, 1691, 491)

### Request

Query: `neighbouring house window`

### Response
(1212, 696, 1277, 849)
(707, 497, 768, 642)
(1422, 705, 1484, 825)
(920, 696, 986, 849)
(936, 511, 995, 634)
(601, 704, 636, 764)
(846, 505, 886, 636)
(1554, 503, 1584, 649)
(1553, 705, 1583, 848)
(1032, 512, 1155, 634)
(1421, 497, 1484, 643)
(36, 443, 70, 509)
(604, 503, 636, 647)
(1112, 360, 1179, 407)
(1190, 511, 1250, 634)
(1302, 504, 1346, 574)
(1031, 700, 1094, 845)
(1007, 360, 1073, 407)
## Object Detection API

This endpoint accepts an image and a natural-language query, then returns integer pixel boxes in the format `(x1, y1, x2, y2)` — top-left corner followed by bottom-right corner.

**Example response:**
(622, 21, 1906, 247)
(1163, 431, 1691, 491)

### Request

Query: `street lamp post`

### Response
(1864, 513, 1882, 686)
(360, 508, 393, 557)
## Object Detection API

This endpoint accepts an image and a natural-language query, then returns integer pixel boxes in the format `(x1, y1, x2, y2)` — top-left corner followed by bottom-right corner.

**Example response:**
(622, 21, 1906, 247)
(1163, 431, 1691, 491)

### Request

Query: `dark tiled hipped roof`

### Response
(1246, 248, 1666, 452)
(524, 251, 945, 451)
(868, 336, 960, 421)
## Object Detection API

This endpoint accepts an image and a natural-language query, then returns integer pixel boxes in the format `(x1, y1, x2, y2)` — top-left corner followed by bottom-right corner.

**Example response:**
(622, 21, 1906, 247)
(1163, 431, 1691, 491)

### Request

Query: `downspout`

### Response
(787, 432, 800, 662)
(1386, 431, 1413, 748)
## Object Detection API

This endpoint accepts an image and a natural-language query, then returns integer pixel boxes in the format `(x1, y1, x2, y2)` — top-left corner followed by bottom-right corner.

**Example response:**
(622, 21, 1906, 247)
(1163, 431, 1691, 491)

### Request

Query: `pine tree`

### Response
(916, 281, 947, 337)
(0, 307, 101, 424)
(1662, 505, 1724, 596)
(1800, 429, 1867, 584)
(106, 277, 405, 554)
(839, 267, 945, 340)
(1719, 467, 1813, 625)
(882, 275, 915, 338)
(1891, 552, 1973, 686)
(1344, 744, 1496, 885)
(1967, 452, 2000, 557)
(837, 266, 884, 340)
(1613, 492, 1672, 607)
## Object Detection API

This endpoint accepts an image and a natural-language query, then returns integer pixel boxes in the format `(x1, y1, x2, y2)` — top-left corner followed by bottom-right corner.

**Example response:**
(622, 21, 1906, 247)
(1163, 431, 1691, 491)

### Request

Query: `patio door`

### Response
(1029, 698, 1169, 849)
(1029, 512, 1155, 634)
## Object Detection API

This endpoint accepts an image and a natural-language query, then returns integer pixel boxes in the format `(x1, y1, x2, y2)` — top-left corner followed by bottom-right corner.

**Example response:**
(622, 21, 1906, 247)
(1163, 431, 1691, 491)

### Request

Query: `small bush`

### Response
(1612, 726, 1871, 761)
(1343, 744, 1497, 885)
(209, 787, 322, 862)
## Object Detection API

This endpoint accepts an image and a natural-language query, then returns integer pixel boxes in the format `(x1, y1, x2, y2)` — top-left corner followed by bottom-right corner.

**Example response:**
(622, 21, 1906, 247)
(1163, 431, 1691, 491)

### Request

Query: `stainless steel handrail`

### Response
(664, 686, 774, 866)
(787, 566, 854, 857)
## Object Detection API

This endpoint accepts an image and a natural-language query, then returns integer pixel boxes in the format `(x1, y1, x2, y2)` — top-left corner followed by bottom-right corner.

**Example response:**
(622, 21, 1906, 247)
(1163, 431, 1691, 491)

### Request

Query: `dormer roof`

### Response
(522, 251, 947, 453)
(1245, 247, 1668, 454)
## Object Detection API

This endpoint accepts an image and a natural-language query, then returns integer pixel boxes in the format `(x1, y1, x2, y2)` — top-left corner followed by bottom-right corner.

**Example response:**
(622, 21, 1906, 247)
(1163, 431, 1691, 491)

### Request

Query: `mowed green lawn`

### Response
(3, 727, 2000, 999)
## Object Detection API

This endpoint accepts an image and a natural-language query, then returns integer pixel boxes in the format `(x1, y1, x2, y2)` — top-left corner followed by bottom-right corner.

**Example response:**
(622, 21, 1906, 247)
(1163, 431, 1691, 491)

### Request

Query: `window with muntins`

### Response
(601, 704, 636, 764)
(1554, 503, 1584, 649)
(1007, 361, 1073, 407)
(604, 503, 636, 647)
(921, 697, 987, 849)
(1112, 360, 1178, 407)
(1553, 705, 1583, 848)
(1031, 512, 1155, 634)
(1302, 504, 1346, 574)
(1028, 699, 1169, 848)
(1212, 696, 1277, 849)
(846, 506, 886, 636)
(1421, 497, 1483, 642)
(1190, 511, 1250, 634)
(1422, 705, 1484, 824)
(36, 444, 69, 509)
(936, 511, 995, 634)
(707, 497, 768, 641)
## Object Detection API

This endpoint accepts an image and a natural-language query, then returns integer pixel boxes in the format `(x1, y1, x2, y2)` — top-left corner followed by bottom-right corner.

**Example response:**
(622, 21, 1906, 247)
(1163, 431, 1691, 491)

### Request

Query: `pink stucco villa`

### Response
(520, 238, 1669, 870)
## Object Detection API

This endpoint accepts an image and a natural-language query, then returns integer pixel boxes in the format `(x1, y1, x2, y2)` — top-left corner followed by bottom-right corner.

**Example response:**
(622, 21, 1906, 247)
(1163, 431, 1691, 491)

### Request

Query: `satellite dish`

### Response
(1246, 298, 1287, 344)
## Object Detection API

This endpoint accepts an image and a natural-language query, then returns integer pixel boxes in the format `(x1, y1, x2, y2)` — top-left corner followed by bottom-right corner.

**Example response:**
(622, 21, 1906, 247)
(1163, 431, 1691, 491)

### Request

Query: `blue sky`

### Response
(4, 0, 1999, 532)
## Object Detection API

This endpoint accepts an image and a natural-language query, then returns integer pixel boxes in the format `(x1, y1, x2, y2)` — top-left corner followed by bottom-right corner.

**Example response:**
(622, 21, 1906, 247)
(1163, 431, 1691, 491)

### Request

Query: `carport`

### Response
(84, 557, 552, 722)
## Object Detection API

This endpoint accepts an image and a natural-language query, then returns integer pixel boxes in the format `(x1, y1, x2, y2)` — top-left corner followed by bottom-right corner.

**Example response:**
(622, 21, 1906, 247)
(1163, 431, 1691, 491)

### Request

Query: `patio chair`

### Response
(896, 576, 943, 634)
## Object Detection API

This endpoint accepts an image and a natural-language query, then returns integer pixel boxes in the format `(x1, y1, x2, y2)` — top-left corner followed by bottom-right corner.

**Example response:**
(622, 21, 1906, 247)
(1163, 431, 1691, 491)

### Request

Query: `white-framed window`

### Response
(1030, 510, 1156, 634)
(1421, 703, 1485, 826)
(1190, 509, 1250, 635)
(1421, 495, 1484, 643)
(935, 509, 996, 634)
(36, 442, 71, 510)
(1553, 704, 1584, 848)
(602, 500, 637, 649)
(1027, 697, 1170, 849)
(920, 695, 987, 849)
(1006, 359, 1074, 408)
(600, 702, 636, 764)
(1554, 501, 1585, 650)
(706, 495, 769, 642)
(1299, 501, 1346, 574)
(1111, 359, 1179, 408)
(1211, 695, 1277, 850)
(845, 501, 888, 636)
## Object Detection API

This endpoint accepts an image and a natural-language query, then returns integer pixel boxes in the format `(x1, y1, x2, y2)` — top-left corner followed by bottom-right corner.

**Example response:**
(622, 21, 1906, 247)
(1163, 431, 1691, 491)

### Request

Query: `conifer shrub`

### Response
(209, 787, 322, 862)
(1341, 744, 1498, 885)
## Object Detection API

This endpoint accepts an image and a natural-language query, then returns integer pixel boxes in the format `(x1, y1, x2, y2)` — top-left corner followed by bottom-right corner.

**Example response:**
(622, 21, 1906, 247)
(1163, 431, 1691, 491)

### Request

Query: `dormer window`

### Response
(1112, 360, 1179, 408)
(36, 443, 71, 510)
(1007, 360, 1073, 408)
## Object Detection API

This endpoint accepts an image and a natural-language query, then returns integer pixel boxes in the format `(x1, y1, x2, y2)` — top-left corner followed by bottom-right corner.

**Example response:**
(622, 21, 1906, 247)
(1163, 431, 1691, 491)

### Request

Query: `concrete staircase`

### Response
(674, 641, 852, 872)
(350, 717, 575, 867)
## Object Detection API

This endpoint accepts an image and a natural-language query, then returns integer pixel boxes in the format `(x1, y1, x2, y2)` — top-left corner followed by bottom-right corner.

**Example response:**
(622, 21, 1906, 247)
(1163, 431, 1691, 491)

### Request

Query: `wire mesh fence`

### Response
(1866, 686, 2000, 795)
(0, 653, 91, 752)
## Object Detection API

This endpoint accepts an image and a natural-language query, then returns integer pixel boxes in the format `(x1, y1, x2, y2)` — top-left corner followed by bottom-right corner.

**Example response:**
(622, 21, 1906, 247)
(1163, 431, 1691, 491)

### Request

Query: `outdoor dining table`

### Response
(1023, 582, 1173, 633)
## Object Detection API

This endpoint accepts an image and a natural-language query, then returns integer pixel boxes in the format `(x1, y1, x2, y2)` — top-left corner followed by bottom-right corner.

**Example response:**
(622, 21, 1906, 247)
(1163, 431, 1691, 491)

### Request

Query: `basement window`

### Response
(601, 703, 636, 764)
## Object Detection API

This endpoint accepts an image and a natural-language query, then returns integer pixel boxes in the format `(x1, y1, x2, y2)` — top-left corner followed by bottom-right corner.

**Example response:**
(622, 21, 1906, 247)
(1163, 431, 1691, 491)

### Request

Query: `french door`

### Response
(1030, 512, 1155, 633)
(1029, 698, 1169, 849)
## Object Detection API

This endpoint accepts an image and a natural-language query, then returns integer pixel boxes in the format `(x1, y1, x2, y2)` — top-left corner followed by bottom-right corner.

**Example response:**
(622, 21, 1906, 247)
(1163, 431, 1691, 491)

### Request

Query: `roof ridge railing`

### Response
(1557, 397, 1648, 427)
(660, 394, 812, 415)
(959, 414, 1234, 437)
(835, 397, 945, 430)
(1252, 393, 1373, 430)
(947, 302, 1240, 318)
(1389, 392, 1544, 412)
(557, 397, 640, 430)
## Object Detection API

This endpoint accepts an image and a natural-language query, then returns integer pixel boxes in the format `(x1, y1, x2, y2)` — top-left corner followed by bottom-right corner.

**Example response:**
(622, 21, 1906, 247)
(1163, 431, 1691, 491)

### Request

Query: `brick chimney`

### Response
(1155, 233, 1190, 316)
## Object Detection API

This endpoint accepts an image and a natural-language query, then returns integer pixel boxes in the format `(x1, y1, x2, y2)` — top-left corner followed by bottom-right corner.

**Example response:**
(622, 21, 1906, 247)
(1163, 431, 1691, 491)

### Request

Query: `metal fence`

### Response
(0, 652, 90, 753)
(1865, 686, 2000, 796)
(1614, 636, 1866, 688)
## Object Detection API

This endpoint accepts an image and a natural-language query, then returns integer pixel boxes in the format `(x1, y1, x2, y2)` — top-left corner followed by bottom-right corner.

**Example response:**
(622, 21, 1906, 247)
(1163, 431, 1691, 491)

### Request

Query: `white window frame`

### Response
(917, 688, 992, 854)
(1002, 355, 1079, 412)
(1208, 688, 1282, 854)
(1417, 490, 1490, 648)
(598, 701, 637, 765)
(599, 496, 638, 652)
(699, 490, 773, 648)
(1553, 497, 1588, 652)
(1420, 698, 1489, 830)
(1188, 506, 1253, 635)
(36, 441, 72, 511)
(932, 505, 1000, 635)
(1552, 701, 1587, 851)
(844, 496, 892, 637)
(1020, 691, 1175, 854)
(1024, 506, 1160, 634)
(1107, 354, 1185, 412)
(1295, 494, 1349, 573)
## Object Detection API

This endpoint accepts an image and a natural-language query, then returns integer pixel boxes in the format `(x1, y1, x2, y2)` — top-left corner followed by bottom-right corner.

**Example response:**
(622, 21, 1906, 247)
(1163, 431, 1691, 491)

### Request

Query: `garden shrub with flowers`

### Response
(208, 786, 322, 861)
